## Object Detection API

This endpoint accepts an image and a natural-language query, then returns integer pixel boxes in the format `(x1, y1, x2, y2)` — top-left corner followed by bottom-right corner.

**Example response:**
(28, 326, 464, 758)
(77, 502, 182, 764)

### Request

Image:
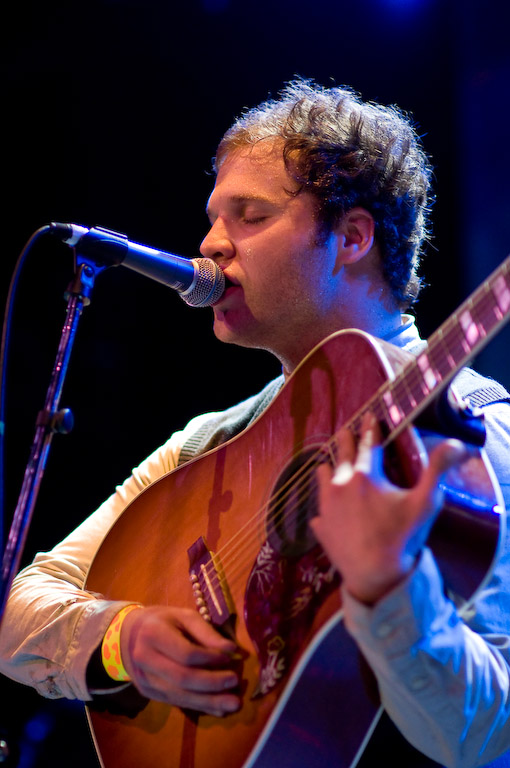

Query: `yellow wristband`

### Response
(101, 604, 141, 682)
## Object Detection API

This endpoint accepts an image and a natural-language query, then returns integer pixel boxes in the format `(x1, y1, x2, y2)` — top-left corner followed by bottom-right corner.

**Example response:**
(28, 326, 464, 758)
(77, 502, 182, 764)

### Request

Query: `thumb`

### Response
(415, 438, 469, 515)
(428, 438, 470, 476)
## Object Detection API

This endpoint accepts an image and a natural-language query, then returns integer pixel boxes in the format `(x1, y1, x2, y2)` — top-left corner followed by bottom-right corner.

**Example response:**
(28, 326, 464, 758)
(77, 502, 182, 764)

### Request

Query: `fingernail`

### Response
(224, 674, 238, 689)
(224, 697, 240, 712)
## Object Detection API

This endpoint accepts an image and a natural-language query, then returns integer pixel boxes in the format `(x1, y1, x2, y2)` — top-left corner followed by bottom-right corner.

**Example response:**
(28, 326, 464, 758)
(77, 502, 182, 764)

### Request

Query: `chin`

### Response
(213, 318, 265, 351)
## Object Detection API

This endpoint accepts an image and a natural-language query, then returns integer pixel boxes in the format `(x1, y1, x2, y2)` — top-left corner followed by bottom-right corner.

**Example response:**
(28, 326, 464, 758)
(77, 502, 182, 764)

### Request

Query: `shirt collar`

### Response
(382, 314, 427, 354)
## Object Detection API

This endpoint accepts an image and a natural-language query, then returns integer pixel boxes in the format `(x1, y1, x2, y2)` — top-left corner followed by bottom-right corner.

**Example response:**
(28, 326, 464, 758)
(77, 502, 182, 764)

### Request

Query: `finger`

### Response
(325, 425, 357, 486)
(316, 462, 333, 486)
(315, 462, 334, 513)
(125, 615, 242, 714)
(429, 438, 469, 474)
(173, 691, 240, 718)
(123, 607, 237, 685)
(168, 689, 241, 717)
(354, 412, 383, 476)
(134, 661, 241, 715)
(336, 425, 357, 466)
(166, 610, 238, 664)
(140, 651, 239, 695)
(155, 686, 241, 717)
(412, 439, 468, 516)
(332, 460, 355, 486)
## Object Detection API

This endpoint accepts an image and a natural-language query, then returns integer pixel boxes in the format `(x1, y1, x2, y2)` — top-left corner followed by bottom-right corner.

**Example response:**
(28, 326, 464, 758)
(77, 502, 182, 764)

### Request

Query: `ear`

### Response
(335, 207, 375, 264)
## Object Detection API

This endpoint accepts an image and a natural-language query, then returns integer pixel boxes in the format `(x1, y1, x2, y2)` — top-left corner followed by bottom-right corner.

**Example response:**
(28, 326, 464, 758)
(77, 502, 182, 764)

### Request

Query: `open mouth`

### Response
(221, 273, 240, 295)
(213, 274, 241, 309)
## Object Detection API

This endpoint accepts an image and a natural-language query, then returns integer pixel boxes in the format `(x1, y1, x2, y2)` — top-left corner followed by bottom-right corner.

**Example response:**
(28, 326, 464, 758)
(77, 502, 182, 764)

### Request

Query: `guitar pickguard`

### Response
(245, 540, 339, 697)
(242, 444, 340, 697)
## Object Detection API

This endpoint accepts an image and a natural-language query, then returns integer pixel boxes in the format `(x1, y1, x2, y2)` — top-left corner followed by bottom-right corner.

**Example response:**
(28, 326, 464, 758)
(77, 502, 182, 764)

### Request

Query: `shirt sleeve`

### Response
(342, 401, 510, 768)
(0, 411, 214, 701)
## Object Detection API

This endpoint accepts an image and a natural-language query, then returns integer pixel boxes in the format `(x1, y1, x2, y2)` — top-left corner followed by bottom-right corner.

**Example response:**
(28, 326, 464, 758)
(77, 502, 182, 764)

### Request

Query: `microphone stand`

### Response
(0, 252, 107, 627)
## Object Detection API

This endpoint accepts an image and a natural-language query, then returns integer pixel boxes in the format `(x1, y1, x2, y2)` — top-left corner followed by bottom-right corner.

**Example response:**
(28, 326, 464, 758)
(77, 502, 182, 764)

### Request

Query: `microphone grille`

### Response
(181, 258, 225, 307)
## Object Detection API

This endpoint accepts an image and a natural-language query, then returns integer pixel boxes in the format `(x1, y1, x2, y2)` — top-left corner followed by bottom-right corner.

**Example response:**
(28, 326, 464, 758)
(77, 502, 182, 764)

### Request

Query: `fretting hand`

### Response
(311, 413, 468, 605)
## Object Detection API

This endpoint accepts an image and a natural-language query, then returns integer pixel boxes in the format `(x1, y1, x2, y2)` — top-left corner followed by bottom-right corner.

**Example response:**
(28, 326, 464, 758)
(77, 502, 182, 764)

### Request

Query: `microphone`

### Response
(49, 222, 225, 307)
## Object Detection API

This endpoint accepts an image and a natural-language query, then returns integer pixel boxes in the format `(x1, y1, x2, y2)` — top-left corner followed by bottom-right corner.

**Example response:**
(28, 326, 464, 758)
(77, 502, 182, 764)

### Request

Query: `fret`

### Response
(477, 280, 508, 328)
(373, 398, 394, 434)
(459, 307, 481, 349)
(464, 289, 496, 339)
(400, 371, 418, 410)
(417, 351, 440, 392)
(426, 337, 452, 380)
(486, 289, 506, 324)
(390, 354, 435, 418)
(435, 327, 457, 371)
(393, 366, 424, 417)
(343, 256, 510, 446)
(348, 412, 364, 439)
(348, 390, 397, 440)
(433, 316, 470, 369)
(493, 273, 510, 315)
(382, 389, 405, 427)
(458, 265, 510, 343)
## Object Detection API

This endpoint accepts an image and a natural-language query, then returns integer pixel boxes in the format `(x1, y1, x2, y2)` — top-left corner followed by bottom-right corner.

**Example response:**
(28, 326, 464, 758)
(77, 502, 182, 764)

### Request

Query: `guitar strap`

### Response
(451, 368, 510, 409)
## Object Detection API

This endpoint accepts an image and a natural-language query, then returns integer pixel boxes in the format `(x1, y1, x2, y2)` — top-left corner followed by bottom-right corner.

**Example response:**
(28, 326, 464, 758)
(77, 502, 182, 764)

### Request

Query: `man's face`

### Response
(200, 140, 344, 373)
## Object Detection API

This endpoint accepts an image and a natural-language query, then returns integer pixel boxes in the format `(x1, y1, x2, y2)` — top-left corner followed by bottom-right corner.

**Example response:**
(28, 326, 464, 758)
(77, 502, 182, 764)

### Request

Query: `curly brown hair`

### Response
(215, 79, 433, 308)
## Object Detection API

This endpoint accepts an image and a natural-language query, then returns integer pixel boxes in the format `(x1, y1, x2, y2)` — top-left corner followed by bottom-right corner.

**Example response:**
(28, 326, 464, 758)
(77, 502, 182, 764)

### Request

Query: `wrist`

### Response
(343, 554, 417, 606)
(101, 604, 142, 682)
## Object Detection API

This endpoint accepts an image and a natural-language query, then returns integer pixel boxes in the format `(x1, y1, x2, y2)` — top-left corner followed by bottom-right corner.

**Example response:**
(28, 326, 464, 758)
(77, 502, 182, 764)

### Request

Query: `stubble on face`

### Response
(206, 144, 344, 372)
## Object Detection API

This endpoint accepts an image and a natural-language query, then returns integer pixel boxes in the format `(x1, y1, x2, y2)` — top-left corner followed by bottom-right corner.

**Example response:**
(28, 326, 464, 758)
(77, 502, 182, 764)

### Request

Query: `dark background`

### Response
(1, 0, 510, 765)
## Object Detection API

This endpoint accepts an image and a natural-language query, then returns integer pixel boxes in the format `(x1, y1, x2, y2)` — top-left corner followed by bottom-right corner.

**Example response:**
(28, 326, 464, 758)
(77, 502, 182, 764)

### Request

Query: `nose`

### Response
(199, 218, 235, 265)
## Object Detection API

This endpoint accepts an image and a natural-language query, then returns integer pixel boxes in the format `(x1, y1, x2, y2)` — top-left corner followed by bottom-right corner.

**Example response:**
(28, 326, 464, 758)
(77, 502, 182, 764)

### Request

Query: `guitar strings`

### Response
(202, 347, 435, 592)
(197, 386, 401, 598)
(198, 381, 448, 600)
(199, 355, 429, 597)
(199, 351, 443, 597)
(197, 274, 509, 598)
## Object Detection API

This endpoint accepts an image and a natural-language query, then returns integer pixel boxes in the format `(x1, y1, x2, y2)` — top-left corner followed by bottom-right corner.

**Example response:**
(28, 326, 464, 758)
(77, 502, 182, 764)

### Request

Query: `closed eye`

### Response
(242, 215, 267, 225)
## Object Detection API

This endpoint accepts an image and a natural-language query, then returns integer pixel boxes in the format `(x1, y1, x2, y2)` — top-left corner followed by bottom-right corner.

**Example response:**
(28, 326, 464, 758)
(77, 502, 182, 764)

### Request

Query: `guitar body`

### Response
(85, 330, 503, 768)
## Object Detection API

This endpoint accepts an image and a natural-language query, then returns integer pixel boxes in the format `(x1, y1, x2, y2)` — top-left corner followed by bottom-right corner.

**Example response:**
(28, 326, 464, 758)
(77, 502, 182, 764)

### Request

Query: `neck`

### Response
(279, 310, 403, 379)
(280, 271, 403, 377)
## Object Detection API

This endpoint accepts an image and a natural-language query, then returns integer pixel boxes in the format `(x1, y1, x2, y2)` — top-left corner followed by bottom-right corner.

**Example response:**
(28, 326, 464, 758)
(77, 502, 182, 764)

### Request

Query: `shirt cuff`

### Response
(341, 547, 463, 695)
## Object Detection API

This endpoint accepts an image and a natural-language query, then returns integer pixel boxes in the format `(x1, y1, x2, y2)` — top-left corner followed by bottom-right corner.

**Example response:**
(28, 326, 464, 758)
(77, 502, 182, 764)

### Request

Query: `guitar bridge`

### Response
(188, 536, 236, 638)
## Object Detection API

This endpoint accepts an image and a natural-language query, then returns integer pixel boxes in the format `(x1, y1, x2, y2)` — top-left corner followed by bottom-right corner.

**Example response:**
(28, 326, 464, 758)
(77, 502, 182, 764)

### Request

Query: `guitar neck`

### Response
(351, 255, 510, 442)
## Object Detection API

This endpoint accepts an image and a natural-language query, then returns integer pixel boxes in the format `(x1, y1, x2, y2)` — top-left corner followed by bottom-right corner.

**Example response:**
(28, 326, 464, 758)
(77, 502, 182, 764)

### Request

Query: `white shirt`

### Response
(1, 317, 510, 767)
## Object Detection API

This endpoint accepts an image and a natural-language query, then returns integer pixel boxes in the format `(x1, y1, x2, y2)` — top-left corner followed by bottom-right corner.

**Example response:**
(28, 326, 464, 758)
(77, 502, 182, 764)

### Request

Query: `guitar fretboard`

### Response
(350, 255, 510, 442)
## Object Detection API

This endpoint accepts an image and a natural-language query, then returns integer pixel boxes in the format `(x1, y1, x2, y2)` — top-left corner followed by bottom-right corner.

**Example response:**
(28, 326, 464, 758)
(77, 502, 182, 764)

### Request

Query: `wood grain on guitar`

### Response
(85, 256, 510, 768)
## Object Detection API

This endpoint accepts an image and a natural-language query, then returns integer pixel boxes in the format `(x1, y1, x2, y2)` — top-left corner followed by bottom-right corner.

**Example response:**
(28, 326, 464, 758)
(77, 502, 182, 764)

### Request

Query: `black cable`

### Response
(0, 225, 52, 557)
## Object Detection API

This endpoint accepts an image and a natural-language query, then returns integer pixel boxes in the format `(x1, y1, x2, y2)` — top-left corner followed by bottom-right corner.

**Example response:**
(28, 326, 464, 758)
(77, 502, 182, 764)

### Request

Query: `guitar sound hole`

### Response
(267, 449, 328, 558)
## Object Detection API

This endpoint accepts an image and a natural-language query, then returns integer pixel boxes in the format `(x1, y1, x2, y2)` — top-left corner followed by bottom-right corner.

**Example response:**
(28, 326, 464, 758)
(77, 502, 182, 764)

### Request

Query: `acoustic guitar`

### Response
(85, 255, 510, 768)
